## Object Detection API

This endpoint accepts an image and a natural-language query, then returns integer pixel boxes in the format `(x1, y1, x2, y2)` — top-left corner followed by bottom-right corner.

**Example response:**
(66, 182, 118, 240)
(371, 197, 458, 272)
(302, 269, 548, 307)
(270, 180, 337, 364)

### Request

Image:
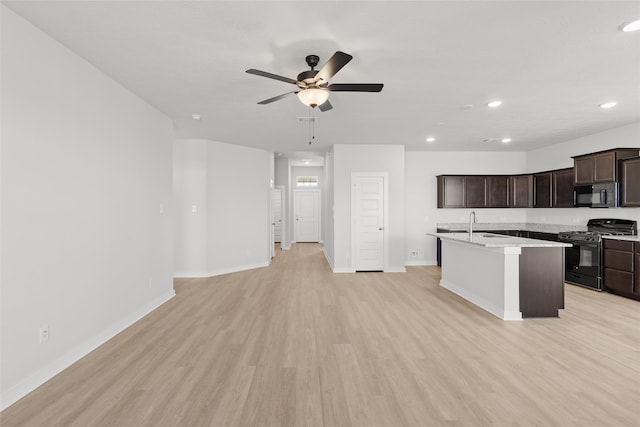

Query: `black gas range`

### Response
(559, 218, 637, 290)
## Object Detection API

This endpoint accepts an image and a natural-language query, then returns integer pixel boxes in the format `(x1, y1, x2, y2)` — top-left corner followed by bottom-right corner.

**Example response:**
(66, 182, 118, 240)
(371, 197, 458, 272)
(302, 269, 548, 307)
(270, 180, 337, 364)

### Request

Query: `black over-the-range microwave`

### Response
(574, 182, 619, 208)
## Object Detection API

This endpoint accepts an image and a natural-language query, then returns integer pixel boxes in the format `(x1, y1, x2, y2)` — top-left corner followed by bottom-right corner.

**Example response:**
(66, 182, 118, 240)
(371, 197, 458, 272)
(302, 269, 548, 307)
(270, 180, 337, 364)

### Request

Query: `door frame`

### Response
(350, 172, 389, 272)
(269, 185, 286, 249)
(293, 189, 321, 243)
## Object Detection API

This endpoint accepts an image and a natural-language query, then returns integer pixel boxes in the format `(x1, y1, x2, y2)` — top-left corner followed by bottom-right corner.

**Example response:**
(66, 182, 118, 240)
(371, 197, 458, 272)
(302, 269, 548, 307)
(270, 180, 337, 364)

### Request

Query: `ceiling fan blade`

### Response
(257, 91, 297, 105)
(314, 51, 353, 83)
(318, 100, 333, 112)
(328, 83, 384, 92)
(246, 69, 298, 85)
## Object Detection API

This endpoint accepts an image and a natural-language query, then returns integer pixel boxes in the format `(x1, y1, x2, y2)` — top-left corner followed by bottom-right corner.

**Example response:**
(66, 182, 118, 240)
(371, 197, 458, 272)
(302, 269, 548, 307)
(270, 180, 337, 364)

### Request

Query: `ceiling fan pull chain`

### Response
(307, 107, 316, 145)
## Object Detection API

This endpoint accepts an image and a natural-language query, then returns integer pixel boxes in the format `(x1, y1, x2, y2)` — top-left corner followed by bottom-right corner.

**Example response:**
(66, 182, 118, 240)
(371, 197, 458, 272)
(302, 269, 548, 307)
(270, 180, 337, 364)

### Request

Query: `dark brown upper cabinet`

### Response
(510, 175, 533, 208)
(534, 168, 574, 208)
(533, 172, 552, 208)
(465, 176, 488, 208)
(552, 168, 575, 208)
(487, 176, 510, 208)
(621, 157, 640, 207)
(437, 175, 465, 208)
(573, 148, 639, 185)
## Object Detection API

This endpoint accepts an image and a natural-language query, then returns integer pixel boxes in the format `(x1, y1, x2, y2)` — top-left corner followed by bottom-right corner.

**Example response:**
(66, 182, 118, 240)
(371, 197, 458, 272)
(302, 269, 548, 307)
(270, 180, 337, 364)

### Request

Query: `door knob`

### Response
(379, 227, 384, 231)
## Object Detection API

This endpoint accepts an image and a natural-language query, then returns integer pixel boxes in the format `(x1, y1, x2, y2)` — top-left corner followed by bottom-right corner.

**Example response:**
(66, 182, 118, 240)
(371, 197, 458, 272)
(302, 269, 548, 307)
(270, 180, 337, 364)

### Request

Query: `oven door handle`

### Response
(559, 240, 600, 248)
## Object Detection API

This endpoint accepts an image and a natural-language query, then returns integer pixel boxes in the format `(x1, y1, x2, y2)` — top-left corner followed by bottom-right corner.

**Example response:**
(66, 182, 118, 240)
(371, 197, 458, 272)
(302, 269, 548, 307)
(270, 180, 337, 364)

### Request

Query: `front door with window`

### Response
(294, 190, 320, 242)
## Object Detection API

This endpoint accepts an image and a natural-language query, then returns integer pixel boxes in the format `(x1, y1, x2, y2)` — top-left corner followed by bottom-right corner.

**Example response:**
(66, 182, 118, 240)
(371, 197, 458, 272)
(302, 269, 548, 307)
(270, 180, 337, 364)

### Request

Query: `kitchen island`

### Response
(428, 232, 571, 320)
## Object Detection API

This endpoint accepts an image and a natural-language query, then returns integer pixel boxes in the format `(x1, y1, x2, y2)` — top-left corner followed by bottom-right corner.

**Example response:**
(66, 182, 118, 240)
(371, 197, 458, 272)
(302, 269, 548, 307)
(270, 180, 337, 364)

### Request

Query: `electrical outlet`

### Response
(411, 251, 418, 257)
(39, 325, 49, 343)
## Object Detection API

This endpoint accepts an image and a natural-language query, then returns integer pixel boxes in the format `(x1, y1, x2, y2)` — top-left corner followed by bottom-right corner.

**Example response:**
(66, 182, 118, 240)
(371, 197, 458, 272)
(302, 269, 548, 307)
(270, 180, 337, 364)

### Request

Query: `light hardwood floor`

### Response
(2, 243, 639, 426)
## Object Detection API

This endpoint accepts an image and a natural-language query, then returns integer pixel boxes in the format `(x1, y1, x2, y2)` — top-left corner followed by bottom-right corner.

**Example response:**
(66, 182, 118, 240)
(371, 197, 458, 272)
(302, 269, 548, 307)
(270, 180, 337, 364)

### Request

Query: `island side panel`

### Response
(519, 247, 565, 318)
(439, 239, 523, 320)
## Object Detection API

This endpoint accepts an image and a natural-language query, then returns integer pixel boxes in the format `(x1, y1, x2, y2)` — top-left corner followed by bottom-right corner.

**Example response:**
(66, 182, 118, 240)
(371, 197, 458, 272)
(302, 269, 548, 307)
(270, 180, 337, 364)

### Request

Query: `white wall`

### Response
(526, 122, 640, 172)
(1, 7, 174, 409)
(333, 144, 405, 272)
(323, 150, 335, 268)
(173, 140, 208, 273)
(405, 152, 528, 265)
(274, 157, 291, 250)
(173, 139, 271, 277)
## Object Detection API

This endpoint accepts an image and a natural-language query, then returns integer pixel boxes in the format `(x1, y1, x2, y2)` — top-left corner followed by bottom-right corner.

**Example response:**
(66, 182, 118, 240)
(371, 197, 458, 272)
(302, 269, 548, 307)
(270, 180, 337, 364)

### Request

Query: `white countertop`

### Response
(428, 232, 572, 248)
(436, 222, 586, 234)
(602, 235, 640, 243)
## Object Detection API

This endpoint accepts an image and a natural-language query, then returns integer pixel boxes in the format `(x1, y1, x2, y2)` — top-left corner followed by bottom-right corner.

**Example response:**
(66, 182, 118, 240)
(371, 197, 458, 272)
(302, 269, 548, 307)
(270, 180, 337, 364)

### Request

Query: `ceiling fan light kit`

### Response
(246, 51, 383, 111)
(297, 88, 330, 108)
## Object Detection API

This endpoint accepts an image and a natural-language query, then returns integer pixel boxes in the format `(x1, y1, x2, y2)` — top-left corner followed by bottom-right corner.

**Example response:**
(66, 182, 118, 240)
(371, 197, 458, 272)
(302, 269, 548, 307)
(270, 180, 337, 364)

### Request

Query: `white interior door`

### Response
(353, 175, 385, 271)
(271, 187, 283, 243)
(294, 190, 320, 242)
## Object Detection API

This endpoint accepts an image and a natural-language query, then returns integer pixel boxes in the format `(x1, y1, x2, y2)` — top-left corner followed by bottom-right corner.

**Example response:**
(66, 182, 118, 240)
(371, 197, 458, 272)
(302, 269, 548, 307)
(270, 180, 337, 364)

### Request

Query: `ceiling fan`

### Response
(246, 51, 383, 112)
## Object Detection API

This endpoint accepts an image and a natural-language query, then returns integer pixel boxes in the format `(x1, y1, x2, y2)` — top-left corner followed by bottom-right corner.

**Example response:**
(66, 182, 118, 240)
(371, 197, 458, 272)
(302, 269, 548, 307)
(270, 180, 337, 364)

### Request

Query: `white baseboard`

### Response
(332, 268, 355, 273)
(404, 260, 437, 266)
(440, 279, 522, 321)
(384, 266, 407, 273)
(173, 261, 269, 279)
(0, 289, 176, 411)
(322, 247, 334, 270)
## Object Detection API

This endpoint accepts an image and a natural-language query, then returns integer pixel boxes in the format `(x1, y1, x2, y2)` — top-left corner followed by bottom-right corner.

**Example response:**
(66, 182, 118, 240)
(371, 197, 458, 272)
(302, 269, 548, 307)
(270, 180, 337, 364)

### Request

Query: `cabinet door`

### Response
(604, 268, 634, 293)
(510, 175, 533, 208)
(594, 152, 616, 183)
(621, 158, 640, 207)
(465, 176, 487, 208)
(634, 251, 639, 296)
(604, 249, 633, 272)
(533, 173, 552, 208)
(574, 157, 594, 185)
(437, 176, 465, 208)
(552, 168, 575, 208)
(487, 176, 509, 207)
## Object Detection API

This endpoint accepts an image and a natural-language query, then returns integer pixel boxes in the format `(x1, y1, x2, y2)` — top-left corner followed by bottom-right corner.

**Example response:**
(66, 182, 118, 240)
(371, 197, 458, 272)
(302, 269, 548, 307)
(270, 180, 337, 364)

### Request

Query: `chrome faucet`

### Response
(469, 211, 477, 235)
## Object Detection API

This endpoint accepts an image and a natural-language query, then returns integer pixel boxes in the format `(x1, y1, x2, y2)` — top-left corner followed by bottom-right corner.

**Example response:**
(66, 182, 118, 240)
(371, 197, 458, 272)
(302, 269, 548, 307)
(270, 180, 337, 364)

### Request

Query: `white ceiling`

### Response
(4, 1, 640, 165)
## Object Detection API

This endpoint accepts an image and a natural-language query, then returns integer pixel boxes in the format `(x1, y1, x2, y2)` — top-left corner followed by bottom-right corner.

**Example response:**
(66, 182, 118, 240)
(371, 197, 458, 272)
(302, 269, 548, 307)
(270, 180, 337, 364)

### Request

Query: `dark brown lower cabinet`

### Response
(519, 247, 564, 317)
(636, 252, 640, 297)
(604, 239, 637, 300)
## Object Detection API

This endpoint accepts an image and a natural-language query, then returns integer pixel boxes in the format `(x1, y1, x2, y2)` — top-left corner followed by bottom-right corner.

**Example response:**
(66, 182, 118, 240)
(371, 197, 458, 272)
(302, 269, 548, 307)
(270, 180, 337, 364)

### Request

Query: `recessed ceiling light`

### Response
(487, 100, 502, 108)
(191, 114, 202, 120)
(501, 138, 512, 143)
(599, 102, 617, 109)
(620, 19, 640, 32)
(304, 161, 310, 165)
(426, 137, 436, 143)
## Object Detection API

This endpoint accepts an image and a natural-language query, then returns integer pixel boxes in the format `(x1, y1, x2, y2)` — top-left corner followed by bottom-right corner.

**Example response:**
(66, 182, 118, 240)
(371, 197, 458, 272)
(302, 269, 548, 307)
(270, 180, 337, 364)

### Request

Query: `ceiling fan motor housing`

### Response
(297, 70, 319, 86)
(297, 55, 321, 87)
